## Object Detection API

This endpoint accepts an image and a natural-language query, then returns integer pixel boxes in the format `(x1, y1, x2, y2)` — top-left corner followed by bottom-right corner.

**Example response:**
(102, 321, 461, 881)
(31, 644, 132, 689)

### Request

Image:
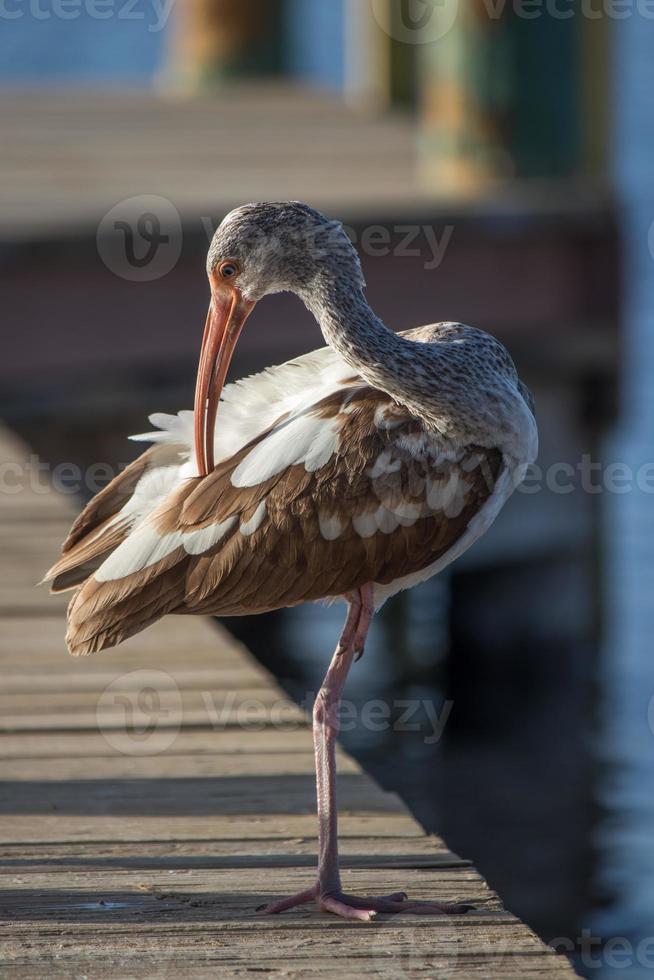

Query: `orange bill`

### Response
(193, 275, 256, 476)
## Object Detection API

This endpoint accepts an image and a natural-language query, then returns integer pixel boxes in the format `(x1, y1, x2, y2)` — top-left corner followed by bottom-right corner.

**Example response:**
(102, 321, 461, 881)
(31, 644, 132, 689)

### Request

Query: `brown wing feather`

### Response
(46, 517, 130, 593)
(63, 444, 180, 551)
(179, 387, 502, 614)
(65, 386, 502, 655)
(45, 444, 182, 593)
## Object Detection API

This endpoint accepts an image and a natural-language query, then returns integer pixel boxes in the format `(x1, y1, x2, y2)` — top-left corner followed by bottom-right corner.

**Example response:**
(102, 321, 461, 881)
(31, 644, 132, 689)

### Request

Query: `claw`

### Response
(260, 886, 316, 914)
(261, 886, 470, 921)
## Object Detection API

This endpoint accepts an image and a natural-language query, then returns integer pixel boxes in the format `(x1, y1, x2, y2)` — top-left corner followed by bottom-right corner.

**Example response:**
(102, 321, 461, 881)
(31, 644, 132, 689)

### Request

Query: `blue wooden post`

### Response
(284, 0, 345, 90)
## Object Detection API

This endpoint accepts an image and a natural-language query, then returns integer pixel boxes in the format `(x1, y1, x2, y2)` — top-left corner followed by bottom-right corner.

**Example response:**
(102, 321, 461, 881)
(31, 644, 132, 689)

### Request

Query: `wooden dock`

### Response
(0, 425, 579, 979)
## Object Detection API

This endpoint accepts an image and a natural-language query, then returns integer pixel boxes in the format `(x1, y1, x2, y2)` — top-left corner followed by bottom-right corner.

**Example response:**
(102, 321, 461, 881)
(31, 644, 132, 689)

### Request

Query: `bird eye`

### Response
(219, 261, 240, 280)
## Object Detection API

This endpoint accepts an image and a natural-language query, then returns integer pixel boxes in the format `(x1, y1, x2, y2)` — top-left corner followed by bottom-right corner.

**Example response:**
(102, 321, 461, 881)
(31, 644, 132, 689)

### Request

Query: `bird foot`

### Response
(259, 884, 474, 922)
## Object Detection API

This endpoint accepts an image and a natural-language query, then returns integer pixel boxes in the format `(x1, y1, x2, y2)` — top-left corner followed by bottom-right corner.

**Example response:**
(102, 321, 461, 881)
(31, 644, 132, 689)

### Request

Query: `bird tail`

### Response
(64, 555, 189, 656)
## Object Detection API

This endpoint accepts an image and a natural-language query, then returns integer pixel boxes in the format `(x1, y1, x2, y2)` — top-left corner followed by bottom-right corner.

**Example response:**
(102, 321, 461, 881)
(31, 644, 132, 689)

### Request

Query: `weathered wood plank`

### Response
(0, 752, 360, 780)
(0, 616, 262, 666)
(0, 687, 305, 729)
(0, 666, 270, 693)
(0, 812, 425, 845)
(0, 837, 469, 874)
(0, 782, 404, 821)
(0, 962, 575, 980)
(0, 729, 317, 759)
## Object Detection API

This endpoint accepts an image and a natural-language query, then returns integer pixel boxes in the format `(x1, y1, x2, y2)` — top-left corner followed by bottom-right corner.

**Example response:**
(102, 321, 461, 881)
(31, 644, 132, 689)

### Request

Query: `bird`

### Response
(45, 201, 538, 922)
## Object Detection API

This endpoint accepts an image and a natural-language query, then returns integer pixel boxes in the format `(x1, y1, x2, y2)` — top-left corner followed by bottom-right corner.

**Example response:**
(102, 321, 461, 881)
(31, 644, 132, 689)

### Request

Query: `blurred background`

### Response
(2, 1, 653, 975)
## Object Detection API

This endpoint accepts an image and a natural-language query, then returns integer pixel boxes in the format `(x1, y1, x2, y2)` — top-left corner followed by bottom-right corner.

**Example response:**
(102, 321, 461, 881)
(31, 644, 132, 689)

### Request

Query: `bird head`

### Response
(194, 202, 363, 477)
(207, 201, 362, 300)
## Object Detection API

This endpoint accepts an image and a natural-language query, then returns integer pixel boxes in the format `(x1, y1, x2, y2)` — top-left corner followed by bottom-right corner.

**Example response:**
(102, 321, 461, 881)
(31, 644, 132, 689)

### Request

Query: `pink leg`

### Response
(262, 585, 473, 922)
(352, 584, 373, 659)
(335, 589, 363, 655)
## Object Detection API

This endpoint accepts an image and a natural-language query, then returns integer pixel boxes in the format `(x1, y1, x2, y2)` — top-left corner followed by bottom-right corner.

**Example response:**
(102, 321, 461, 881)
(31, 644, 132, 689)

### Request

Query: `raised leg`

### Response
(261, 585, 472, 921)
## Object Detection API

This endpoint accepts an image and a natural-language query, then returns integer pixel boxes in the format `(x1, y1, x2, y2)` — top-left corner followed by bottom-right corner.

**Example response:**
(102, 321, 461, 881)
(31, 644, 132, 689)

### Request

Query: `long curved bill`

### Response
(193, 279, 256, 476)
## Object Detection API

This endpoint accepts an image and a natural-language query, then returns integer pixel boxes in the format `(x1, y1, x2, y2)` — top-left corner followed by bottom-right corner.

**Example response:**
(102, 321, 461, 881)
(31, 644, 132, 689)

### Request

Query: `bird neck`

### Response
(301, 277, 422, 408)
(299, 273, 534, 458)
